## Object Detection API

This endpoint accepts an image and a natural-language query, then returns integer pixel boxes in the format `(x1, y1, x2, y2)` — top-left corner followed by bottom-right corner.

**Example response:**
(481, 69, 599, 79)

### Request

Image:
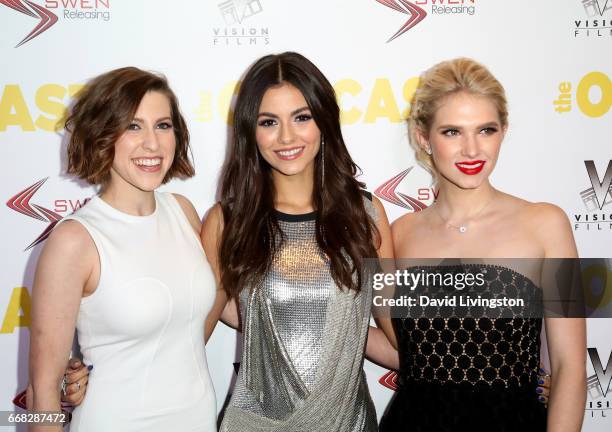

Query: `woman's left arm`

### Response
(535, 203, 586, 432)
(365, 197, 400, 369)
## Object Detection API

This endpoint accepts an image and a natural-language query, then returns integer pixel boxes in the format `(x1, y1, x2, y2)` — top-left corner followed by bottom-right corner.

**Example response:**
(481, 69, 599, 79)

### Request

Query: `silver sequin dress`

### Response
(221, 196, 378, 432)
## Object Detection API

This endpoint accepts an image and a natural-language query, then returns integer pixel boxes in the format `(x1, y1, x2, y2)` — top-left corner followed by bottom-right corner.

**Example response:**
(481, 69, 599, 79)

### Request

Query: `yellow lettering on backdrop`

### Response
(68, 84, 85, 98)
(195, 91, 214, 122)
(0, 85, 35, 131)
(576, 72, 611, 118)
(35, 84, 68, 132)
(402, 77, 420, 119)
(1, 287, 31, 333)
(334, 79, 363, 125)
(196, 78, 420, 125)
(364, 79, 401, 123)
(218, 81, 240, 125)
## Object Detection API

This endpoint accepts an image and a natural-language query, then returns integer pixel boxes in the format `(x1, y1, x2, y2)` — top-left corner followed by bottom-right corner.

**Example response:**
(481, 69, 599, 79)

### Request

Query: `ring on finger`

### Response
(61, 375, 68, 397)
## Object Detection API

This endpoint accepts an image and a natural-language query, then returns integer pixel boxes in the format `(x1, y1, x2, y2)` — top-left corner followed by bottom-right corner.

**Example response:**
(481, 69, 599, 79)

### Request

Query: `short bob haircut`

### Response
(65, 67, 194, 185)
(409, 57, 508, 181)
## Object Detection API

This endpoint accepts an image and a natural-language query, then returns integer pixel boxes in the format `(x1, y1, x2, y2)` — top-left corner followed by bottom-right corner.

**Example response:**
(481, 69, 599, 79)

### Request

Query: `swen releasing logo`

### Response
(2, 0, 111, 48)
(375, 0, 427, 42)
(574, 0, 612, 37)
(374, 0, 476, 42)
(586, 348, 612, 418)
(0, 0, 58, 47)
(212, 0, 270, 46)
(6, 177, 89, 250)
(573, 161, 612, 231)
(374, 167, 436, 211)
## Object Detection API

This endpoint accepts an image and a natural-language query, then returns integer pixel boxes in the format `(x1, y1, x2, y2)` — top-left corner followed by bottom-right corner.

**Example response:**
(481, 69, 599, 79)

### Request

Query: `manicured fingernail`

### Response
(538, 396, 545, 402)
(538, 379, 544, 385)
(539, 368, 545, 373)
(87, 365, 93, 371)
(536, 387, 543, 394)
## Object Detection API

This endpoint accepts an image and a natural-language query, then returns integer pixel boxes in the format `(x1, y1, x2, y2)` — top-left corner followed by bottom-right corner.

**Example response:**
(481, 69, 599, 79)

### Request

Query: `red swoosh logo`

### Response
(6, 178, 64, 250)
(379, 370, 399, 391)
(374, 168, 428, 212)
(375, 0, 427, 42)
(1, 0, 58, 47)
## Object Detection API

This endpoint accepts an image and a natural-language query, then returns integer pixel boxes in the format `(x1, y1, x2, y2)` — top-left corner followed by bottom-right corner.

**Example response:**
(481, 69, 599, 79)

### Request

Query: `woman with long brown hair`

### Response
(200, 51, 394, 431)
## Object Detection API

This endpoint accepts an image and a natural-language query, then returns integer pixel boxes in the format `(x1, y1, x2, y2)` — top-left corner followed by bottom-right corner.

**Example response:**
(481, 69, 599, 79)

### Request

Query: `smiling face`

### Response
(108, 91, 176, 193)
(416, 91, 506, 190)
(255, 83, 321, 180)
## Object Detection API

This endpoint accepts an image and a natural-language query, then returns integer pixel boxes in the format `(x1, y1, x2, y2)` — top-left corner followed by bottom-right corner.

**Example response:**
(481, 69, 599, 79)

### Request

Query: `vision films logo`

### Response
(586, 347, 612, 418)
(574, 0, 612, 37)
(374, 167, 436, 211)
(1, 0, 111, 48)
(6, 177, 90, 250)
(212, 0, 270, 46)
(573, 161, 612, 231)
(374, 0, 476, 42)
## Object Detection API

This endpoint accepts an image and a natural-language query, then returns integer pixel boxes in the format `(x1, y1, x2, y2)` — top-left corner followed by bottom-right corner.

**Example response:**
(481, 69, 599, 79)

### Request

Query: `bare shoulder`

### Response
(371, 196, 390, 224)
(46, 219, 95, 255)
(36, 219, 97, 281)
(200, 203, 224, 247)
(202, 203, 224, 232)
(521, 201, 576, 257)
(171, 193, 201, 232)
(521, 201, 571, 230)
(391, 209, 424, 238)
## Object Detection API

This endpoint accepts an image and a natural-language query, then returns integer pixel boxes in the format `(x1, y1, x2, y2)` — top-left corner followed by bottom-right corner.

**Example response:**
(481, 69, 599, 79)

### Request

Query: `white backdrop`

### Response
(1, 1, 610, 430)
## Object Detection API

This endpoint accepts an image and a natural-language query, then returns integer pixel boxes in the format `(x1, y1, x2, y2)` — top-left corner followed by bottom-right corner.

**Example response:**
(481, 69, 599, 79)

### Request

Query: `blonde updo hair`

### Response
(408, 58, 508, 181)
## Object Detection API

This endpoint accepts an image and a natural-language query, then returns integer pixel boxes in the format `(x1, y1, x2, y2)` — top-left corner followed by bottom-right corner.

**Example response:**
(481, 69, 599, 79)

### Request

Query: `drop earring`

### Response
(320, 136, 325, 183)
(425, 146, 432, 155)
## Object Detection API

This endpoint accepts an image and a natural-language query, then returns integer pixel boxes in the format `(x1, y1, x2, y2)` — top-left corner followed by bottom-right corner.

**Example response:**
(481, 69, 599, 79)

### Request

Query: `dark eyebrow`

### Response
(436, 124, 460, 130)
(257, 106, 310, 118)
(477, 121, 500, 129)
(132, 116, 173, 123)
(436, 121, 500, 130)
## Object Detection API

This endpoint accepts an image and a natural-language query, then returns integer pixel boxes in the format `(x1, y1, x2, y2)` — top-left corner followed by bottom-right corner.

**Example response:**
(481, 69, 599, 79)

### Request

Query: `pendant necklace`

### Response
(432, 194, 497, 234)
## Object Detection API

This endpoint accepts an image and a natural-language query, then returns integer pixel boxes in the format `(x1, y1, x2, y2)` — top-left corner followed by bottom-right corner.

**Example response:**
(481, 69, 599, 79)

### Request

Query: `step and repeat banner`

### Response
(1, 1, 610, 430)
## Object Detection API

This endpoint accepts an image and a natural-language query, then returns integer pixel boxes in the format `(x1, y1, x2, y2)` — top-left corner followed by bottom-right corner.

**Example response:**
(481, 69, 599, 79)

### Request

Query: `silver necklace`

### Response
(432, 194, 496, 234)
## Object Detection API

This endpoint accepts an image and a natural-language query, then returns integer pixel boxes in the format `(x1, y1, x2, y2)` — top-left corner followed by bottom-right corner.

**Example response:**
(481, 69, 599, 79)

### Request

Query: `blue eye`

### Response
(127, 122, 140, 131)
(157, 122, 173, 130)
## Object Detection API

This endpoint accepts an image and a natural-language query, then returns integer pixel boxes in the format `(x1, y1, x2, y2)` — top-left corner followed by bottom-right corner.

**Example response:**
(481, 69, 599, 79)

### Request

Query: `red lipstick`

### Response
(455, 160, 485, 175)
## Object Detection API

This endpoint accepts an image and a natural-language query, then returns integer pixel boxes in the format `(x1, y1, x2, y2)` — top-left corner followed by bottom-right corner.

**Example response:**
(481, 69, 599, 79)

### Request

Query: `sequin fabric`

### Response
(380, 265, 547, 432)
(221, 196, 378, 432)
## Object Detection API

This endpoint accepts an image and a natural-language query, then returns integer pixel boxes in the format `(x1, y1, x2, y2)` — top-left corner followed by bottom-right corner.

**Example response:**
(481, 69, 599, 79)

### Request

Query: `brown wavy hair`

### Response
(219, 52, 379, 299)
(65, 67, 194, 185)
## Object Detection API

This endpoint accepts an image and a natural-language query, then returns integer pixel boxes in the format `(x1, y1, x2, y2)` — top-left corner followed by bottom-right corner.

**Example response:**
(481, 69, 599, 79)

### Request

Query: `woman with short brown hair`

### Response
(28, 67, 218, 432)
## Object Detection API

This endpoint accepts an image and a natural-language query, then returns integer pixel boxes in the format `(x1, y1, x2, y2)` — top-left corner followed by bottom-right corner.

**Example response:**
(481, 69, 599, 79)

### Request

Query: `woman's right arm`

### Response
(29, 221, 96, 431)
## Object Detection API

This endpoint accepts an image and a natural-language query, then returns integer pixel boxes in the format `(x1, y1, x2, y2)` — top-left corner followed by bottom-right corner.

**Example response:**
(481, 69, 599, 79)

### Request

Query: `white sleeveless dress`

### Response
(65, 192, 217, 431)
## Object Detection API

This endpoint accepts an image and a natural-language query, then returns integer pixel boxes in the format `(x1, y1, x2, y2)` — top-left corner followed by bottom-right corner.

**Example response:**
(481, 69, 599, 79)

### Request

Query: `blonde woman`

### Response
(378, 58, 586, 431)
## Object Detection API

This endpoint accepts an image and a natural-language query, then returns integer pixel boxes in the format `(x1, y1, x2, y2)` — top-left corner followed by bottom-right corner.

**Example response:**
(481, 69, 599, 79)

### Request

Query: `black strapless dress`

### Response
(379, 265, 547, 432)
